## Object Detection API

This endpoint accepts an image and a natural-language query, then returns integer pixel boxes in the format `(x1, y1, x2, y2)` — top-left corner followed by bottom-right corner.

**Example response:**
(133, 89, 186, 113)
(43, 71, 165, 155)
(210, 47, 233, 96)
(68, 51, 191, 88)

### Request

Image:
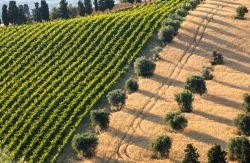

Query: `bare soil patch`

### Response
(76, 0, 250, 162)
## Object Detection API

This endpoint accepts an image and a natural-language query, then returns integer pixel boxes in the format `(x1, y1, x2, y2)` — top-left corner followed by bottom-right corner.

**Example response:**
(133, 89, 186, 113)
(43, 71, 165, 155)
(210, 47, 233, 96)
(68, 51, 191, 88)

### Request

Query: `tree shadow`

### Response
(214, 79, 250, 91)
(137, 89, 165, 100)
(152, 74, 184, 88)
(183, 130, 225, 145)
(124, 107, 163, 125)
(109, 126, 150, 149)
(193, 110, 234, 126)
(204, 94, 241, 109)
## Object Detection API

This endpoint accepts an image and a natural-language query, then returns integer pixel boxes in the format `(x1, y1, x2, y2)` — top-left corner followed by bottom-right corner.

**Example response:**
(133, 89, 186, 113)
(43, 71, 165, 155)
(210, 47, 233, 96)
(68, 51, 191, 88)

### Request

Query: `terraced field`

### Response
(0, 0, 187, 162)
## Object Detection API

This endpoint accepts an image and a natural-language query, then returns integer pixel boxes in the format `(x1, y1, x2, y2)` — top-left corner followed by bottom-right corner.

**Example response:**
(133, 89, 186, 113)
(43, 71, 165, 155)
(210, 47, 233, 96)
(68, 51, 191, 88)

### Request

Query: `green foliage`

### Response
(161, 18, 181, 34)
(183, 144, 200, 163)
(175, 90, 193, 112)
(32, 2, 42, 22)
(107, 89, 126, 111)
(202, 67, 213, 80)
(175, 8, 188, 17)
(181, 2, 193, 11)
(125, 78, 139, 93)
(84, 0, 93, 14)
(168, 13, 183, 22)
(150, 135, 172, 159)
(227, 136, 250, 163)
(211, 50, 223, 65)
(134, 57, 156, 77)
(158, 25, 175, 43)
(234, 113, 250, 136)
(50, 7, 61, 19)
(41, 0, 50, 21)
(151, 46, 162, 61)
(207, 144, 227, 163)
(8, 1, 19, 24)
(164, 112, 188, 131)
(90, 109, 110, 131)
(236, 5, 248, 20)
(78, 0, 85, 16)
(189, 0, 201, 9)
(72, 133, 98, 158)
(59, 0, 69, 19)
(185, 76, 207, 95)
(2, 5, 9, 26)
(243, 93, 250, 112)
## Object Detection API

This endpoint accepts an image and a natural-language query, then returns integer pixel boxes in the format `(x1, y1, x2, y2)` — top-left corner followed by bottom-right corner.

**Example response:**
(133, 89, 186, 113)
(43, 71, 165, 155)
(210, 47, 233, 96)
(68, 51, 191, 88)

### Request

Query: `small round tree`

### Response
(189, 0, 200, 8)
(164, 112, 188, 131)
(72, 133, 98, 158)
(158, 25, 175, 43)
(168, 13, 184, 22)
(90, 108, 110, 131)
(235, 5, 248, 19)
(125, 78, 139, 93)
(185, 76, 207, 95)
(134, 57, 156, 77)
(150, 135, 172, 159)
(175, 8, 188, 17)
(227, 136, 250, 163)
(207, 144, 227, 163)
(181, 2, 193, 11)
(175, 90, 194, 112)
(211, 50, 224, 65)
(202, 67, 213, 80)
(243, 93, 250, 112)
(183, 144, 200, 163)
(107, 89, 126, 111)
(234, 113, 250, 136)
(161, 18, 181, 34)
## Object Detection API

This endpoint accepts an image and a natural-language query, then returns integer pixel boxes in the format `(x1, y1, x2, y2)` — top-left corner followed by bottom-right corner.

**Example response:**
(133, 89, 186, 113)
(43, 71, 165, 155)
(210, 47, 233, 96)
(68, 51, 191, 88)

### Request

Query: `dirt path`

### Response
(89, 0, 250, 162)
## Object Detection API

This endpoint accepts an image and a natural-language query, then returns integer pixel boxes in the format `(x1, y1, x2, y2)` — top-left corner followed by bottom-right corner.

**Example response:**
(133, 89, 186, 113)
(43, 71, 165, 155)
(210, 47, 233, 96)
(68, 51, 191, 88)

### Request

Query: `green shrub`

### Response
(125, 78, 139, 93)
(107, 89, 126, 111)
(150, 135, 172, 159)
(168, 13, 184, 22)
(243, 93, 250, 112)
(227, 136, 250, 163)
(207, 144, 227, 163)
(189, 0, 200, 8)
(236, 5, 248, 19)
(164, 112, 188, 131)
(175, 90, 193, 112)
(158, 25, 175, 43)
(211, 50, 224, 65)
(185, 76, 207, 95)
(161, 18, 181, 34)
(151, 46, 162, 61)
(234, 113, 250, 136)
(183, 144, 200, 163)
(134, 57, 156, 77)
(202, 67, 213, 80)
(175, 8, 188, 17)
(181, 2, 193, 11)
(90, 109, 110, 131)
(72, 133, 98, 158)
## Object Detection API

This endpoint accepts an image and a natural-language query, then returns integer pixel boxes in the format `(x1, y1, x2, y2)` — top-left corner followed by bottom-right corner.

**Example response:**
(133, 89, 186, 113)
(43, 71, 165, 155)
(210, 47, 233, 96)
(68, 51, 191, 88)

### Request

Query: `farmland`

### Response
(0, 0, 187, 162)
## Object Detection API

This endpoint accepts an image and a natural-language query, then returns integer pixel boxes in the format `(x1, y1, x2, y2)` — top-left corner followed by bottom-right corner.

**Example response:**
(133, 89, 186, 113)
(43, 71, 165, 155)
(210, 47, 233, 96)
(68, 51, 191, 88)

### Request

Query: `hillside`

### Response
(94, 0, 250, 162)
(0, 0, 187, 162)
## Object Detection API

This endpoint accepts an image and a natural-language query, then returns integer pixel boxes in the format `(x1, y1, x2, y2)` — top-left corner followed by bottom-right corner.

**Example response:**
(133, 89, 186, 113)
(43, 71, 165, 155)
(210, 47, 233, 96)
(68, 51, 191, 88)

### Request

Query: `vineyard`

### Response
(0, 0, 186, 162)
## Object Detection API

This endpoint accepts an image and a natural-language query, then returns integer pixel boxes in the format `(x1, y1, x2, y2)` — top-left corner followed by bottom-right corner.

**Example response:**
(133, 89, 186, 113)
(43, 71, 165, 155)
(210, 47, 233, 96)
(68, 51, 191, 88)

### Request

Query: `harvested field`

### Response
(90, 0, 250, 162)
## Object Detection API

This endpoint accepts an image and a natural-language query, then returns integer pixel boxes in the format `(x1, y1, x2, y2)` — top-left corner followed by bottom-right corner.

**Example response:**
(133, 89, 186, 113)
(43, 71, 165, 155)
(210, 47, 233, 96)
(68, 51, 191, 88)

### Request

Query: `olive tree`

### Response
(175, 90, 193, 112)
(90, 108, 110, 131)
(150, 135, 172, 159)
(227, 136, 250, 163)
(125, 78, 139, 93)
(72, 133, 98, 158)
(164, 112, 188, 131)
(185, 76, 207, 95)
(234, 113, 250, 136)
(134, 57, 156, 77)
(207, 144, 227, 163)
(107, 89, 126, 111)
(243, 93, 250, 112)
